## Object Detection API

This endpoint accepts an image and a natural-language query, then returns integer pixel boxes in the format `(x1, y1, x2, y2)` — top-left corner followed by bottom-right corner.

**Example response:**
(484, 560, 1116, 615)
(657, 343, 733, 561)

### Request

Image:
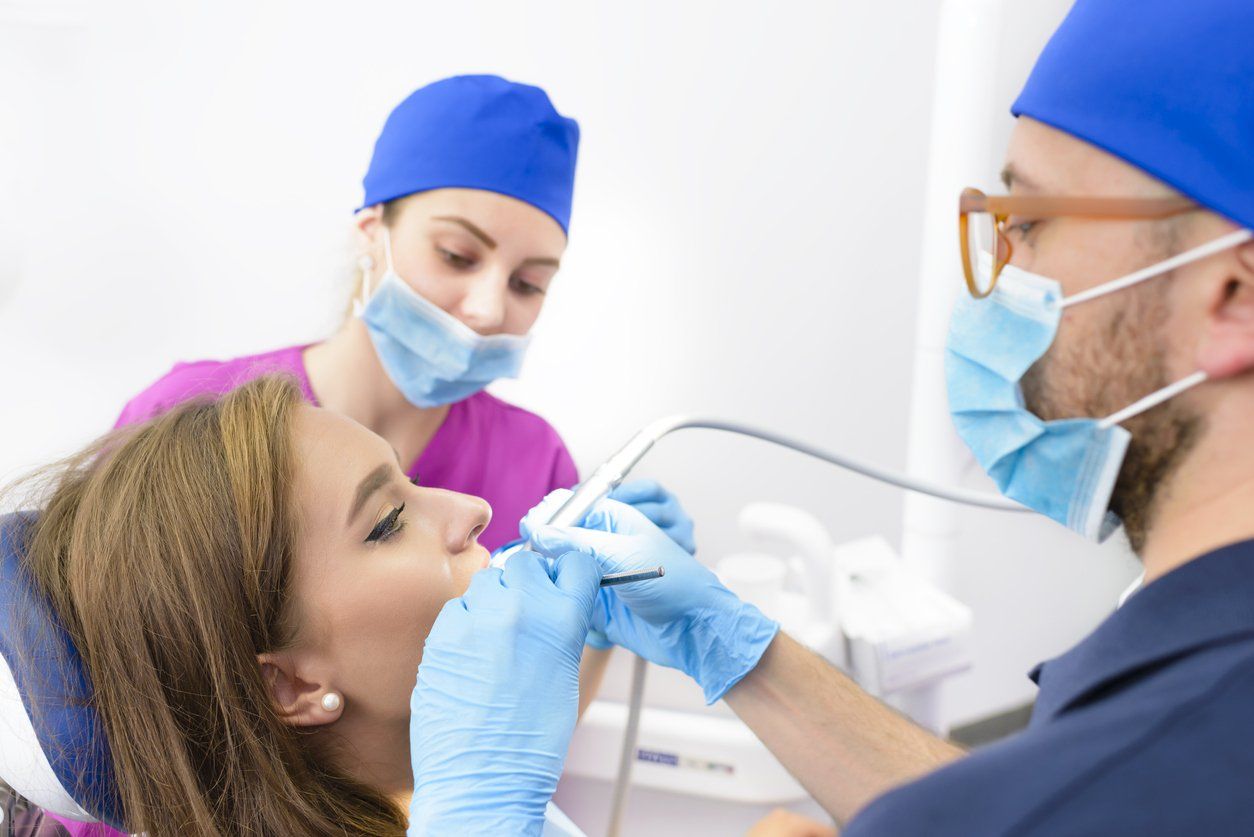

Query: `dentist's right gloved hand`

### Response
(522, 490, 780, 704)
(408, 550, 600, 836)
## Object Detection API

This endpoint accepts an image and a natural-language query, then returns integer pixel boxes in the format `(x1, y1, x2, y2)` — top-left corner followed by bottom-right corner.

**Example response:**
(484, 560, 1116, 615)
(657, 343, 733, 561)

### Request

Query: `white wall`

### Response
(0, 0, 1136, 752)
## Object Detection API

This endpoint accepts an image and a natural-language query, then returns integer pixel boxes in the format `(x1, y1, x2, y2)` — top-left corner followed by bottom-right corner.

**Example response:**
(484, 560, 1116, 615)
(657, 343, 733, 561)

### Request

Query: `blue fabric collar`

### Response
(1029, 539, 1254, 724)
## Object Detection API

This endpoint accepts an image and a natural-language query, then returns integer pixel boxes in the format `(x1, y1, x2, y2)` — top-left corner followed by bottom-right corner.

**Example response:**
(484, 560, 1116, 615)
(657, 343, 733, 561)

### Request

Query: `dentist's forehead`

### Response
(1004, 118, 1173, 197)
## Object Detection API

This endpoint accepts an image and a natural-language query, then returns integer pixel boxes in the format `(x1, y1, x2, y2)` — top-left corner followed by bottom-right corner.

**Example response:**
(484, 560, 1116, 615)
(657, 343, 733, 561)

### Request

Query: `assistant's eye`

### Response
(366, 503, 406, 543)
(437, 247, 476, 269)
(510, 276, 546, 296)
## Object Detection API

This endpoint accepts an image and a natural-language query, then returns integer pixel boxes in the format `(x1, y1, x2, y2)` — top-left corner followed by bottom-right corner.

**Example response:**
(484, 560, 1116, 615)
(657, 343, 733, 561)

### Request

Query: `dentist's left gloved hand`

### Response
(581, 479, 695, 650)
(408, 550, 600, 836)
(609, 479, 697, 555)
(523, 491, 779, 705)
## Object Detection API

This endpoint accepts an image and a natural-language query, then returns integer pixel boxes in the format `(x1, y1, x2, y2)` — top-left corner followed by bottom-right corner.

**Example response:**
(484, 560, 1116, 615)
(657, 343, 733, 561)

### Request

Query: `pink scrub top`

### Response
(113, 344, 578, 552)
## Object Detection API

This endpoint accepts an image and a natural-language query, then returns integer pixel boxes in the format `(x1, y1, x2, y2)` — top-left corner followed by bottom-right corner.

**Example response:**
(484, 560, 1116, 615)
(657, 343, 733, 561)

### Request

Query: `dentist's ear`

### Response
(1196, 239, 1254, 380)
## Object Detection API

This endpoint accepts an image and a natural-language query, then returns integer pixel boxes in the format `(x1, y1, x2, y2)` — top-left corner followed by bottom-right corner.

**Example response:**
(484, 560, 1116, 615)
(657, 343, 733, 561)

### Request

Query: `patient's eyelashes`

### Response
(366, 503, 406, 543)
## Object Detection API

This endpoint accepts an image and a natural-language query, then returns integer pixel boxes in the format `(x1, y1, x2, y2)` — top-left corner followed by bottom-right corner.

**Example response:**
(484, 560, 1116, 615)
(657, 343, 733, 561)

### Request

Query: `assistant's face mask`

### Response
(358, 228, 531, 408)
(945, 228, 1253, 541)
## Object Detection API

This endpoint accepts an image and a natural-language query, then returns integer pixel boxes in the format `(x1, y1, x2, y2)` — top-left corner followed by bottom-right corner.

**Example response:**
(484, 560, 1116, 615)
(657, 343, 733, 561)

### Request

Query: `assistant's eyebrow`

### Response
(432, 216, 497, 249)
(347, 463, 393, 527)
(519, 256, 561, 269)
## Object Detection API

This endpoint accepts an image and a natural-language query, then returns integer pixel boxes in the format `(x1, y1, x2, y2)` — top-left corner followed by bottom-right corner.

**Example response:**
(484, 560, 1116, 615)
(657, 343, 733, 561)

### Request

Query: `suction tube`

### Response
(529, 415, 1023, 837)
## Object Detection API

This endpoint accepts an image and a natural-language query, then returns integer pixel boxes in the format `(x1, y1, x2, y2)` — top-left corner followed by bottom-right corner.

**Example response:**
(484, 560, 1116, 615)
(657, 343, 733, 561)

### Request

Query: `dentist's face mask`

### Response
(359, 228, 531, 408)
(946, 228, 1253, 541)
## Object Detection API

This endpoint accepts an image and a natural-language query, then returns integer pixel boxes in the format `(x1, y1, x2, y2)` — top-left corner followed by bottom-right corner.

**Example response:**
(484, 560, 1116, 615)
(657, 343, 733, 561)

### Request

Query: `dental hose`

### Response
(528, 415, 1024, 837)
(605, 655, 648, 837)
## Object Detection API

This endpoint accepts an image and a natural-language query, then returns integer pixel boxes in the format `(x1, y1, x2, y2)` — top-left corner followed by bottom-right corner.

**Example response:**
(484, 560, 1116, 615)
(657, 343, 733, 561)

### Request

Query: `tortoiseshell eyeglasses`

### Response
(958, 187, 1198, 298)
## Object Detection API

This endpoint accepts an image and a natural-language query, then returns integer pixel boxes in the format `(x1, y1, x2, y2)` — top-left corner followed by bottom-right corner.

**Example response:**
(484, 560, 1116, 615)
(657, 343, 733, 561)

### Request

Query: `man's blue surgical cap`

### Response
(360, 75, 580, 233)
(1013, 0, 1253, 230)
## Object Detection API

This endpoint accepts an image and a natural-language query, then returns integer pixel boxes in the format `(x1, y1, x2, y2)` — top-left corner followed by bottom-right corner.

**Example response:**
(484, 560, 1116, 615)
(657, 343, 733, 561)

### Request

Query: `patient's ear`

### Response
(257, 652, 343, 727)
(1196, 241, 1254, 380)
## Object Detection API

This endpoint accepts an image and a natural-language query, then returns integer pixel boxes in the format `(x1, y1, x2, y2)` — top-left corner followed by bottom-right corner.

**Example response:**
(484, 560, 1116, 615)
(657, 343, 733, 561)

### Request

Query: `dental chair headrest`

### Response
(0, 513, 122, 827)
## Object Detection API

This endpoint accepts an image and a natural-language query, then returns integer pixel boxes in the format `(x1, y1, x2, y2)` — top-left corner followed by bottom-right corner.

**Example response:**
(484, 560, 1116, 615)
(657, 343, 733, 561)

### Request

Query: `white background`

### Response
(1, 0, 1138, 797)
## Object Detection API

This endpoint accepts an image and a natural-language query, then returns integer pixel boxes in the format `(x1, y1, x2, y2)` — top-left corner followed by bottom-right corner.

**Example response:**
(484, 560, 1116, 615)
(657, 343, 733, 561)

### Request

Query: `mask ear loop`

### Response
(382, 225, 396, 275)
(353, 227, 392, 317)
(1097, 370, 1208, 430)
(1047, 228, 1251, 431)
(1059, 228, 1254, 311)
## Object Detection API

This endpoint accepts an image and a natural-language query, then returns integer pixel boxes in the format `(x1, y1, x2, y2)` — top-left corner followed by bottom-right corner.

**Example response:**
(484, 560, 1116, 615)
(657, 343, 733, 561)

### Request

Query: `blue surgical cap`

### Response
(360, 75, 580, 233)
(1012, 0, 1253, 230)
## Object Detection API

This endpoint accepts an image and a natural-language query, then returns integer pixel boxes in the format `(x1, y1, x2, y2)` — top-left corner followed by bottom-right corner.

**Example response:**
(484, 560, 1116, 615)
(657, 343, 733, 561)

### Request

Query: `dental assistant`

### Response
(407, 1, 1254, 834)
(114, 75, 692, 555)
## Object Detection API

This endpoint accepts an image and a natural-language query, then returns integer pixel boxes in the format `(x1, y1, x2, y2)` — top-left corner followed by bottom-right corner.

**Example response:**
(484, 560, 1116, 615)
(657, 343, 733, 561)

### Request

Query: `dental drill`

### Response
(526, 415, 1023, 837)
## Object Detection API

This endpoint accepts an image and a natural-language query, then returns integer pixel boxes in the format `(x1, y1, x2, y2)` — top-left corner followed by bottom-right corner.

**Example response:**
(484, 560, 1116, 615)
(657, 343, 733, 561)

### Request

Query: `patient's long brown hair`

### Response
(15, 376, 406, 836)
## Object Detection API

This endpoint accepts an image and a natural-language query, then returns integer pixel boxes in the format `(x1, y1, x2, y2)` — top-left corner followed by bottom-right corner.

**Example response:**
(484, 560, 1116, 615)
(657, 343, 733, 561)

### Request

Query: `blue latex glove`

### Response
(408, 550, 600, 836)
(522, 491, 779, 704)
(608, 478, 698, 555)
(550, 479, 697, 650)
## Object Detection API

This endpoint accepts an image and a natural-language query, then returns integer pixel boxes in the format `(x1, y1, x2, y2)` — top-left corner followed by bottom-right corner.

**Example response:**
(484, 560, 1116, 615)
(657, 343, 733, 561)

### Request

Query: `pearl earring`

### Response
(321, 692, 342, 713)
(358, 253, 375, 272)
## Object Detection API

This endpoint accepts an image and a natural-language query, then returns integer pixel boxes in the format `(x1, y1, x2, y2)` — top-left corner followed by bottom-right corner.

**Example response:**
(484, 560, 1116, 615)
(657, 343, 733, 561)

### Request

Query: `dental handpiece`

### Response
(524, 426, 669, 586)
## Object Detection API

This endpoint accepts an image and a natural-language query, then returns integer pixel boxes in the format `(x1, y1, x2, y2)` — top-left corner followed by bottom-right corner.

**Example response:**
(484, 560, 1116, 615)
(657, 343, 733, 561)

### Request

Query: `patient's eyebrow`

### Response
(347, 463, 392, 526)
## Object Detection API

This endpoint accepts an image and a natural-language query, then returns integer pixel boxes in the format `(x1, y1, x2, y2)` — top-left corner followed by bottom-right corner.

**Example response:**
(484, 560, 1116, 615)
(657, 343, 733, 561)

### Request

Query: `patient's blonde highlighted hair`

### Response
(15, 376, 406, 836)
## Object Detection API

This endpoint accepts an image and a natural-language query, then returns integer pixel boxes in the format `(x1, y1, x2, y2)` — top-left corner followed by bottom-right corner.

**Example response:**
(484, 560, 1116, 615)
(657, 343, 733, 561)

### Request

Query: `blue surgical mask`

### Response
(946, 228, 1252, 541)
(358, 228, 531, 408)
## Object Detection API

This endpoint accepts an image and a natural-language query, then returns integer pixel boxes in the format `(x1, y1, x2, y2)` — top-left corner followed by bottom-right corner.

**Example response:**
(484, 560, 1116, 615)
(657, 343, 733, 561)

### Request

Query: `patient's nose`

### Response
(442, 491, 492, 554)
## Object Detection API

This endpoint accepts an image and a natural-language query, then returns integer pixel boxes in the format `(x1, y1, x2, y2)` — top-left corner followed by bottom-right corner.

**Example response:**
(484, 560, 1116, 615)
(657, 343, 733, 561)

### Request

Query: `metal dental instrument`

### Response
(601, 567, 665, 586)
(528, 414, 1024, 837)
(491, 544, 662, 586)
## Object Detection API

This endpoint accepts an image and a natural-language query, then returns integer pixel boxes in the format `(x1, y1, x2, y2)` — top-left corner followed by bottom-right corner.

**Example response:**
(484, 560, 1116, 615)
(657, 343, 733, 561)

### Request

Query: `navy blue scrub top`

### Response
(845, 539, 1254, 836)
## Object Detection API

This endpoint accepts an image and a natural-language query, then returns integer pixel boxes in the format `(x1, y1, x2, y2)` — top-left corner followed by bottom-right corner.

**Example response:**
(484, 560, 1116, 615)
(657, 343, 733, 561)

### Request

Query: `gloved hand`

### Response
(522, 491, 779, 704)
(407, 550, 600, 836)
(608, 478, 698, 554)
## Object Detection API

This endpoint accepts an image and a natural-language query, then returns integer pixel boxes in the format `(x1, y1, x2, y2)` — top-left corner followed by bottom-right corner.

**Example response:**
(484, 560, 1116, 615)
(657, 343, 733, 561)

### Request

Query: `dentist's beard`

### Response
(1020, 281, 1201, 554)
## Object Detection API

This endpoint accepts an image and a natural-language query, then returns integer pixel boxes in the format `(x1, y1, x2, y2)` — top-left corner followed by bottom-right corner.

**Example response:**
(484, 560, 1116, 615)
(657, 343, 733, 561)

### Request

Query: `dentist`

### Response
(410, 1, 1254, 833)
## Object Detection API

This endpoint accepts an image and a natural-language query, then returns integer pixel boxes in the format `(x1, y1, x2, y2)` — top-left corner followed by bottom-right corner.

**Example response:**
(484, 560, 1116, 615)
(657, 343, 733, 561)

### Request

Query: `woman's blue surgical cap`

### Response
(1013, 0, 1253, 230)
(360, 75, 580, 233)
